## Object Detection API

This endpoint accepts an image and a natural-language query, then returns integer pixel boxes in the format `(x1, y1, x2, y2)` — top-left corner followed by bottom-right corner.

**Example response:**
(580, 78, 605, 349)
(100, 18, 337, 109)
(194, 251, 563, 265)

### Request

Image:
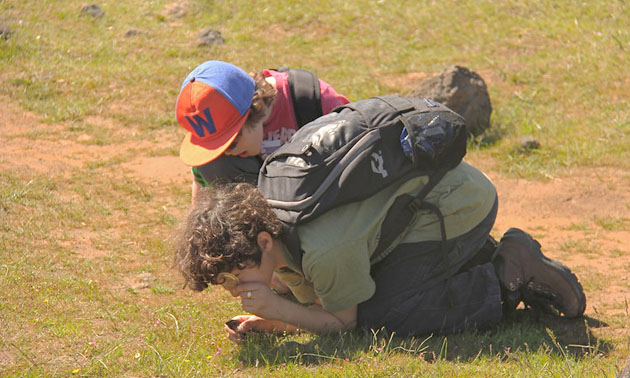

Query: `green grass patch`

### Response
(2, 0, 629, 174)
(593, 216, 630, 231)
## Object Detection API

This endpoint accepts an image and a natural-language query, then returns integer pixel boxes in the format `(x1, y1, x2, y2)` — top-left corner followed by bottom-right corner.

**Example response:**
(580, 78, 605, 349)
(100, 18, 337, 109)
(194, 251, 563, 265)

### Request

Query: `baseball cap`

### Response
(176, 61, 255, 166)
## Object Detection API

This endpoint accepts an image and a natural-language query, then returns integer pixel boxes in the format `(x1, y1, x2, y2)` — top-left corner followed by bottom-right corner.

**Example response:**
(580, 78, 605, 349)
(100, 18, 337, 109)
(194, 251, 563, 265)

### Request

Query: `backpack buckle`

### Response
(408, 199, 423, 212)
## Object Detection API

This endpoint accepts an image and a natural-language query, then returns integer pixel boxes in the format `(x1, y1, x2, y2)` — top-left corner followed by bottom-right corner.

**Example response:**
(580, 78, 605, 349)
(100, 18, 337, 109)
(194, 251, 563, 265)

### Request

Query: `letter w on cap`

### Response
(186, 108, 216, 137)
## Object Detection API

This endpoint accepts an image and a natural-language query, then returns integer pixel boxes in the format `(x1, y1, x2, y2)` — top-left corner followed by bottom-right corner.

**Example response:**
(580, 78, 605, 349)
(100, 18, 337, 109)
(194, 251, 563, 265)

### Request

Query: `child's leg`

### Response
(358, 246, 502, 336)
(357, 199, 501, 336)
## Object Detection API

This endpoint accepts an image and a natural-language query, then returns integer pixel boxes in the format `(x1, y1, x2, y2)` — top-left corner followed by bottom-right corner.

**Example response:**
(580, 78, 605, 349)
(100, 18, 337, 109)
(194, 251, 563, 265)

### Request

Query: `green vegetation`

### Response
(1, 0, 629, 376)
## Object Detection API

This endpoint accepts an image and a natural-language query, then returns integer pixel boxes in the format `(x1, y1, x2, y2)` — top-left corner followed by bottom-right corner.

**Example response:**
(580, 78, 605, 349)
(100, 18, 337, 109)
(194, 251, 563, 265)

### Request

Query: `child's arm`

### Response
(191, 179, 201, 203)
(235, 282, 357, 335)
(225, 314, 299, 342)
(190, 167, 209, 204)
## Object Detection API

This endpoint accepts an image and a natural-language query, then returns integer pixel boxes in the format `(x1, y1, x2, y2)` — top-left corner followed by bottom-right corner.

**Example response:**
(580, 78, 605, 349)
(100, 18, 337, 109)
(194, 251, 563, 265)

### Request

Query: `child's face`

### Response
(224, 120, 263, 158)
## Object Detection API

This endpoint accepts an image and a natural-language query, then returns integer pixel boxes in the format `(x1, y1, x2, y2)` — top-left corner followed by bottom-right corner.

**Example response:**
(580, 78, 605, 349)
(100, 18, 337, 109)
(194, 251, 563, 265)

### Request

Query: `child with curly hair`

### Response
(174, 175, 586, 341)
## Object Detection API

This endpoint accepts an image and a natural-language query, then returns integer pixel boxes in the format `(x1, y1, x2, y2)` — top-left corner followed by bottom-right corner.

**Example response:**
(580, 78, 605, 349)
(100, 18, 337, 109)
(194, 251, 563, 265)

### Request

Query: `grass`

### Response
(594, 216, 630, 231)
(1, 0, 630, 376)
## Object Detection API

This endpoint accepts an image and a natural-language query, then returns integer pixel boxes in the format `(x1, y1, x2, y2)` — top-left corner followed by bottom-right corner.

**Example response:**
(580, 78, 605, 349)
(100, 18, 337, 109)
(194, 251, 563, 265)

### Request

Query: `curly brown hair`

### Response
(173, 183, 282, 291)
(243, 71, 277, 128)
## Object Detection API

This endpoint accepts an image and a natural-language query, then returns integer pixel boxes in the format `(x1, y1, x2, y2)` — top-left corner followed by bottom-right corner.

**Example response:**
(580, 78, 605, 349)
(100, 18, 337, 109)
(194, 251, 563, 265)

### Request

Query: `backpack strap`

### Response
(372, 167, 449, 263)
(340, 95, 417, 129)
(346, 95, 441, 130)
(376, 95, 441, 113)
(280, 223, 304, 270)
(276, 67, 323, 127)
(409, 167, 456, 307)
(286, 169, 448, 271)
(374, 95, 417, 113)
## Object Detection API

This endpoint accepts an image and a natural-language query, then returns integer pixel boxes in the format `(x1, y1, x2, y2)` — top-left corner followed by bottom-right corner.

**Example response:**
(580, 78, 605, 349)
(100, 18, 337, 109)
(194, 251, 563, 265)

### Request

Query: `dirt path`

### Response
(487, 165, 630, 320)
(1, 95, 628, 339)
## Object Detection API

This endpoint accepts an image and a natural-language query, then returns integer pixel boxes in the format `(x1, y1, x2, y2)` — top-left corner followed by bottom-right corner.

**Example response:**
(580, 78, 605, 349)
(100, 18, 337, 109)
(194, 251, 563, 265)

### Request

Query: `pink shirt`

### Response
(260, 69, 350, 157)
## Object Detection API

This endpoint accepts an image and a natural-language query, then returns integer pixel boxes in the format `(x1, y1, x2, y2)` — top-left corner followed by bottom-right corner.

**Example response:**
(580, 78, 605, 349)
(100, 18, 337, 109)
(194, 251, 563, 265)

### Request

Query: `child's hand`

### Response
(224, 315, 283, 343)
(236, 282, 281, 320)
(224, 315, 252, 343)
(270, 272, 290, 294)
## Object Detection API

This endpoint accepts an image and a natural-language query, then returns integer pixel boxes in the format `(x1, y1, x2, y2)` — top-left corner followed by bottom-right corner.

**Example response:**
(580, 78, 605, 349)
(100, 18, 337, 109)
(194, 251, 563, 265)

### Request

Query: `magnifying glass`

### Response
(217, 272, 240, 291)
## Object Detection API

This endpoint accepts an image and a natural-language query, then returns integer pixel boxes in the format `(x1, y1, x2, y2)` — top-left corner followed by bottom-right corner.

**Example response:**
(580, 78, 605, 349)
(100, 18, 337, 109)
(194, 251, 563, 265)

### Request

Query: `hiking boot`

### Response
(493, 228, 586, 318)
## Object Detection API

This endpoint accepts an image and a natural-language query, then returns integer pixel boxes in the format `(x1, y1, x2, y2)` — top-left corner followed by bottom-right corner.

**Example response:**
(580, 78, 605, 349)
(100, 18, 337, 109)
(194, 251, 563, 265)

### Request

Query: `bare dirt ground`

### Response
(1, 95, 629, 346)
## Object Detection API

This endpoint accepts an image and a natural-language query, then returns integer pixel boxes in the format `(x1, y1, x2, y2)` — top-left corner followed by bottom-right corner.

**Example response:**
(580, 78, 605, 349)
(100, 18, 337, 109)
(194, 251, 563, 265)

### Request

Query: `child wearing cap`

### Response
(175, 61, 349, 202)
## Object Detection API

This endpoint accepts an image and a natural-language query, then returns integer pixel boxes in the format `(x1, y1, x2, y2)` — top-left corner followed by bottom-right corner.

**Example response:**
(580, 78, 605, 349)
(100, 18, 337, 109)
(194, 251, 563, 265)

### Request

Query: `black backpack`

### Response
(276, 67, 323, 127)
(258, 95, 468, 269)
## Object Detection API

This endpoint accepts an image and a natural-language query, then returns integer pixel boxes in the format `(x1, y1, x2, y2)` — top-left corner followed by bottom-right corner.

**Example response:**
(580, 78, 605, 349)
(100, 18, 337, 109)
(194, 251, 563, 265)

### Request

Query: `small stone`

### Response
(163, 1, 189, 18)
(0, 23, 12, 40)
(519, 136, 540, 151)
(138, 272, 155, 283)
(129, 272, 155, 290)
(80, 4, 105, 19)
(124, 29, 145, 37)
(197, 27, 225, 47)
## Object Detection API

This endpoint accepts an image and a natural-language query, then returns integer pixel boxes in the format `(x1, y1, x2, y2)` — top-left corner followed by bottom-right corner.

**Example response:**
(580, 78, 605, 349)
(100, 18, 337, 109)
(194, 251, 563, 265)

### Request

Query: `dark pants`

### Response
(357, 198, 502, 336)
(196, 155, 262, 186)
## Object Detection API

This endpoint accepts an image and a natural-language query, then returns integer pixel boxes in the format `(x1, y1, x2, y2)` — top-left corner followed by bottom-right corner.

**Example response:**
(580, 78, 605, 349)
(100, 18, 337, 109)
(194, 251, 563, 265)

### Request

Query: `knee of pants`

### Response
(357, 263, 503, 336)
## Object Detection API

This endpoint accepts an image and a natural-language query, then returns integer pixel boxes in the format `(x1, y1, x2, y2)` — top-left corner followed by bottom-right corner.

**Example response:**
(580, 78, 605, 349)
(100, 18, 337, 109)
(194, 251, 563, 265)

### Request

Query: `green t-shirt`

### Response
(280, 161, 497, 313)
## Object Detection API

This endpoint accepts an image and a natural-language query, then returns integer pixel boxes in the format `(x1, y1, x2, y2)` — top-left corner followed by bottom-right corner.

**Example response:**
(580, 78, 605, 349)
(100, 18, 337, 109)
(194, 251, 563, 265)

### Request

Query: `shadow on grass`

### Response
(235, 309, 612, 367)
(469, 120, 508, 149)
